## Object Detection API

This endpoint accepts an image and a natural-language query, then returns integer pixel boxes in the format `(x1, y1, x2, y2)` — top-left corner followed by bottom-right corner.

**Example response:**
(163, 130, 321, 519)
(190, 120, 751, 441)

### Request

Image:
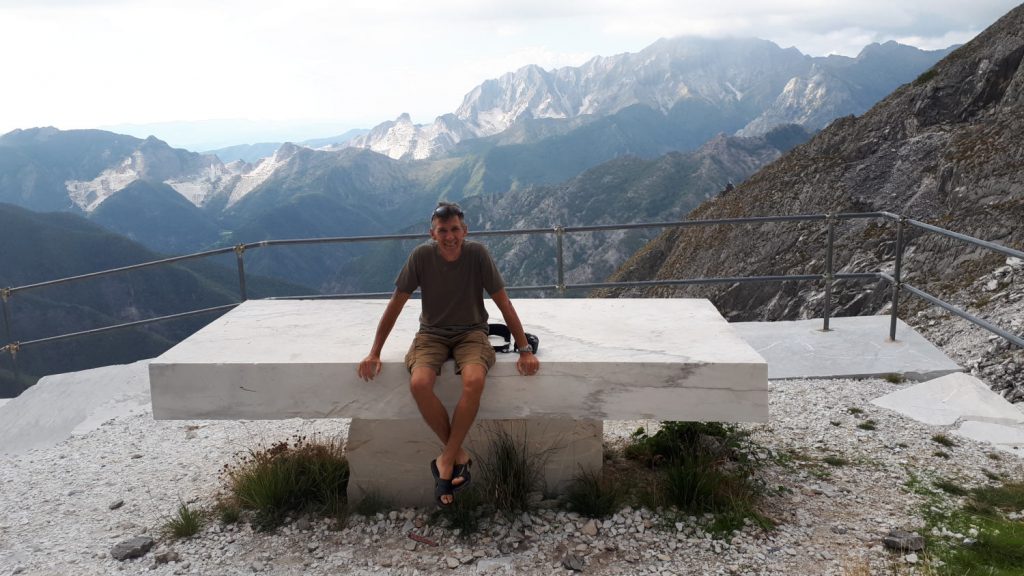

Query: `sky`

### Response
(1, 0, 1020, 150)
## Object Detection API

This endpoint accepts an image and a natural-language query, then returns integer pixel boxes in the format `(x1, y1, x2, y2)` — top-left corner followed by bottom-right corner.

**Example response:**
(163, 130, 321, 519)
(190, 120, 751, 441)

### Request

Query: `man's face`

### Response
(430, 216, 467, 260)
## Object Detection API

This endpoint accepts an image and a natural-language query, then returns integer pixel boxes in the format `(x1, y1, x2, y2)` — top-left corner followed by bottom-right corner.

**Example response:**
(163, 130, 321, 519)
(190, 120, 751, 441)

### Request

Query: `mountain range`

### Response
(350, 38, 953, 160)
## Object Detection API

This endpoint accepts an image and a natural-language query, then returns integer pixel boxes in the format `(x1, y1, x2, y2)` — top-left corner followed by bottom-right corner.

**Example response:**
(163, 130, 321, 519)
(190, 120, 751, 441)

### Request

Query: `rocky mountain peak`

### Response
(351, 36, 950, 160)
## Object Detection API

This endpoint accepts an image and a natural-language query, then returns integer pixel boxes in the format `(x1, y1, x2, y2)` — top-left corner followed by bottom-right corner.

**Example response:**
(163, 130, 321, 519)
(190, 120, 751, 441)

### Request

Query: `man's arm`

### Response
(490, 289, 540, 376)
(357, 289, 412, 381)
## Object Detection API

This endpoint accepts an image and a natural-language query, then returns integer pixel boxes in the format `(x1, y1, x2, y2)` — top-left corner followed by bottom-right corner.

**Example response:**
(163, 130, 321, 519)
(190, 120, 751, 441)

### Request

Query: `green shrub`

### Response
(626, 421, 770, 537)
(165, 502, 204, 539)
(223, 435, 349, 531)
(847, 407, 865, 415)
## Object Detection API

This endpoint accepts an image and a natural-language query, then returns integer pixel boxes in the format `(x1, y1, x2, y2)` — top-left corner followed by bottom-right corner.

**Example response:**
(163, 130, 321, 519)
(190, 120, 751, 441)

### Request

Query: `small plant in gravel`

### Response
(847, 407, 865, 416)
(856, 420, 877, 431)
(353, 489, 391, 517)
(165, 501, 205, 539)
(983, 469, 1003, 482)
(221, 434, 349, 531)
(933, 450, 951, 459)
(933, 479, 968, 497)
(830, 420, 841, 427)
(215, 500, 241, 525)
(565, 467, 622, 518)
(987, 452, 1002, 461)
(431, 484, 484, 536)
(822, 455, 849, 467)
(931, 434, 956, 448)
(882, 373, 906, 384)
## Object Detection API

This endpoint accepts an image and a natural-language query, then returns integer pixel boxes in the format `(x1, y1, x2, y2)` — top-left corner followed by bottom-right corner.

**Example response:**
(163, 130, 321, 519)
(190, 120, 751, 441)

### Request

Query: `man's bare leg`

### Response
(434, 363, 485, 502)
(410, 367, 451, 443)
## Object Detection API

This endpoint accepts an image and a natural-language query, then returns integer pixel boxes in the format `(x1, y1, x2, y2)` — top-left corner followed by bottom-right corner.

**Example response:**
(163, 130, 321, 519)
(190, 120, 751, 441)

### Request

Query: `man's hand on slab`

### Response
(358, 354, 382, 381)
(517, 352, 539, 376)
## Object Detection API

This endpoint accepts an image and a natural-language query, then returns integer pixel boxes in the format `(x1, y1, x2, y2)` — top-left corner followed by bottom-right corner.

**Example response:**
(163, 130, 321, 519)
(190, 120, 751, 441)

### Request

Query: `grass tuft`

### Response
(856, 420, 877, 431)
(432, 484, 484, 536)
(931, 434, 956, 448)
(221, 434, 349, 531)
(847, 407, 865, 415)
(353, 489, 391, 517)
(822, 455, 849, 467)
(933, 450, 950, 459)
(566, 467, 622, 519)
(476, 426, 547, 515)
(933, 479, 968, 497)
(215, 500, 241, 525)
(165, 501, 205, 539)
(883, 373, 906, 384)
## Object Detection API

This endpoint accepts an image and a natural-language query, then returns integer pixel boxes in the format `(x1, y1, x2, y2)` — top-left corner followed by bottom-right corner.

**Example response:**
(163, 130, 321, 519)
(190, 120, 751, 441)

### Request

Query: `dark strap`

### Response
(488, 323, 539, 354)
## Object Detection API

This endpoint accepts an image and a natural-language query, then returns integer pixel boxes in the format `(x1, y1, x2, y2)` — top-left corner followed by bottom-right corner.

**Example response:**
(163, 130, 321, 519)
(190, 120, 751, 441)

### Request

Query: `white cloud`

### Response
(0, 0, 1019, 142)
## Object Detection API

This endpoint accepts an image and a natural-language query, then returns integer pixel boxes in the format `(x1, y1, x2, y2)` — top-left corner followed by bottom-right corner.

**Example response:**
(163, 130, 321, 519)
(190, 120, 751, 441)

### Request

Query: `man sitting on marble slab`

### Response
(357, 202, 541, 506)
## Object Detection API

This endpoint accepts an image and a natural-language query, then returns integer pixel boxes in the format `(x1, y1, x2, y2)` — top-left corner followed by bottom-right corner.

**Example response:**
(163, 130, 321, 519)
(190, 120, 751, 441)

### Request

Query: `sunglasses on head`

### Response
(433, 204, 464, 219)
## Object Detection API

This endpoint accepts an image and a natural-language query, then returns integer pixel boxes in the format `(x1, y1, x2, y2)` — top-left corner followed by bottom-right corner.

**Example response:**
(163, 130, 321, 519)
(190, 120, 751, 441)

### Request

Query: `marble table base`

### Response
(346, 418, 603, 508)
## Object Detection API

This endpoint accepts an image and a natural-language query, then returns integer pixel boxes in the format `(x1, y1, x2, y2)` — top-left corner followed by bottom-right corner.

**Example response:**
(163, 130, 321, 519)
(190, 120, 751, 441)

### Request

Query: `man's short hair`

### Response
(431, 202, 465, 226)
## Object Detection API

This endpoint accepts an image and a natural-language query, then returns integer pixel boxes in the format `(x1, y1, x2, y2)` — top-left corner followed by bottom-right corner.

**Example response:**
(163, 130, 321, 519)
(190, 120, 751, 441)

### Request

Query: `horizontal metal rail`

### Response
(8, 304, 239, 350)
(906, 219, 1024, 260)
(901, 282, 1024, 348)
(9, 246, 238, 295)
(567, 272, 883, 292)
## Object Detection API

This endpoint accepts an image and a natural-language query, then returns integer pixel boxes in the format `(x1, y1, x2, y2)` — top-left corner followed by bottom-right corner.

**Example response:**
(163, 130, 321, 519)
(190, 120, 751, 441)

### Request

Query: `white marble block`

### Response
(149, 298, 768, 422)
(346, 418, 603, 507)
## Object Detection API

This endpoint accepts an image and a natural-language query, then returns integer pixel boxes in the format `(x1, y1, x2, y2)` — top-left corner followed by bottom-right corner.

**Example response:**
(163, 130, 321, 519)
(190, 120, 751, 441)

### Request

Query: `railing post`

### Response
(555, 226, 566, 296)
(1, 287, 12, 345)
(1, 288, 19, 386)
(822, 213, 835, 331)
(889, 217, 906, 341)
(234, 244, 248, 302)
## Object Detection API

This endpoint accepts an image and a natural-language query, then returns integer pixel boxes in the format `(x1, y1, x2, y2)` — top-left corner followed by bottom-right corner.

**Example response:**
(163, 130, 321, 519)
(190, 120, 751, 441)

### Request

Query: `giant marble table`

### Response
(149, 298, 767, 506)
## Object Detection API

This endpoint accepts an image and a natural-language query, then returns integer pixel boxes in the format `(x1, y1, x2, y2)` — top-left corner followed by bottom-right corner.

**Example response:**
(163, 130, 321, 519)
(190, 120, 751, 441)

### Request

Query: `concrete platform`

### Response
(149, 298, 768, 422)
(954, 421, 1024, 456)
(732, 316, 961, 380)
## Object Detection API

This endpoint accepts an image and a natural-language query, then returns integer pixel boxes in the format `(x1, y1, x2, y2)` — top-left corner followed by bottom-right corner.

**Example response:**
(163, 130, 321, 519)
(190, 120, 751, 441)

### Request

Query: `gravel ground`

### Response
(2, 377, 1022, 576)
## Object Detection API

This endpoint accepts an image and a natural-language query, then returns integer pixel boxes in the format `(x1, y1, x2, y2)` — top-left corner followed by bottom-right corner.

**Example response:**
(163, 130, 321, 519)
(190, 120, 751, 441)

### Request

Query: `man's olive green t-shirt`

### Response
(395, 241, 505, 336)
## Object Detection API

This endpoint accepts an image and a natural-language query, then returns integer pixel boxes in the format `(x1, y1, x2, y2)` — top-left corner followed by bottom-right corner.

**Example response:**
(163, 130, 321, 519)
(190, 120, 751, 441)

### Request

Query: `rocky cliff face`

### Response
(609, 5, 1024, 398)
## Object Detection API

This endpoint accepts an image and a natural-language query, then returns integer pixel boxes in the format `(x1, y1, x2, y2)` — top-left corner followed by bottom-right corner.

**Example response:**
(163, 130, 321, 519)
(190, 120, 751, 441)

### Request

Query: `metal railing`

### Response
(2, 211, 1022, 384)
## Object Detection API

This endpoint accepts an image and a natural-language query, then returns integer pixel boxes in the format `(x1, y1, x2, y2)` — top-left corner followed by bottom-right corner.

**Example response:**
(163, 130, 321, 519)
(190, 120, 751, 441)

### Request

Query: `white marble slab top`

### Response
(155, 298, 765, 366)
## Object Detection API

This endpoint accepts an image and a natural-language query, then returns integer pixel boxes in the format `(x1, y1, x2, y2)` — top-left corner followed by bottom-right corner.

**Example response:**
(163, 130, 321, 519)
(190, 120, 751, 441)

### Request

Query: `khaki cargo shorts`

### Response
(405, 330, 496, 374)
